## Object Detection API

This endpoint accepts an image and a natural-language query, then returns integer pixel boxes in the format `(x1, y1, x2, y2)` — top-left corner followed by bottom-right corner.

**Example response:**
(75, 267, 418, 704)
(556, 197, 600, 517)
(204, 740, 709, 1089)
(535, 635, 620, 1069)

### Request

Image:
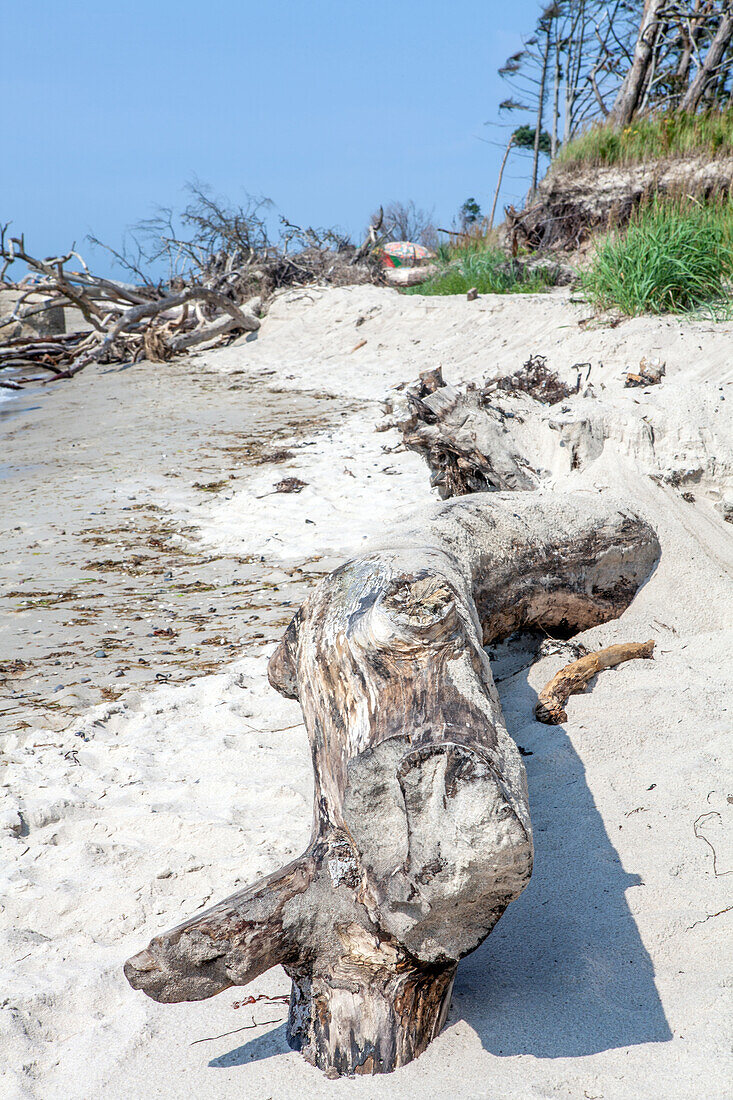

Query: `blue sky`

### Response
(5, 0, 545, 276)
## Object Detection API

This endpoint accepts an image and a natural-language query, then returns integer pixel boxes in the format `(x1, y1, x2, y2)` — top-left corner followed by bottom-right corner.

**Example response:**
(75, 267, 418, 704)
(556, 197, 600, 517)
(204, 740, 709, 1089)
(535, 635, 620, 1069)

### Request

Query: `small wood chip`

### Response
(275, 477, 308, 494)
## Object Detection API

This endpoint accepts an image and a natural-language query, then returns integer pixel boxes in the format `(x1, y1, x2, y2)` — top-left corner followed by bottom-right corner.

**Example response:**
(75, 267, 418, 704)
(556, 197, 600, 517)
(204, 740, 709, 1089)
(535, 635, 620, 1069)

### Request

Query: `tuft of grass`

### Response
(581, 195, 733, 316)
(430, 221, 499, 263)
(556, 106, 733, 170)
(405, 245, 559, 296)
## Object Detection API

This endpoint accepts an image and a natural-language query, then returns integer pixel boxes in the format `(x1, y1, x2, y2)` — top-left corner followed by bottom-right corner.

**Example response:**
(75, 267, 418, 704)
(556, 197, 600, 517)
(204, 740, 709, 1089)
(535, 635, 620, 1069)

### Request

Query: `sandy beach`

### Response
(2, 285, 732, 1099)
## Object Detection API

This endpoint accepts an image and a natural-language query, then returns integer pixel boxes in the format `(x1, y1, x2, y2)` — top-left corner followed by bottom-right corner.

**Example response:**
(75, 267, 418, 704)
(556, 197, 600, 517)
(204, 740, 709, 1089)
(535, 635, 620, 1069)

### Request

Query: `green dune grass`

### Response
(581, 196, 733, 316)
(556, 107, 733, 170)
(404, 246, 559, 296)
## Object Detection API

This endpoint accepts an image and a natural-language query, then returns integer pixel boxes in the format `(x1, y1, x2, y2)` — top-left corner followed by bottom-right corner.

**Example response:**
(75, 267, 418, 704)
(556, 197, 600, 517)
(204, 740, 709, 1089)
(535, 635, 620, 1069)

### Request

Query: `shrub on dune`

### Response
(581, 196, 733, 316)
(405, 246, 559, 296)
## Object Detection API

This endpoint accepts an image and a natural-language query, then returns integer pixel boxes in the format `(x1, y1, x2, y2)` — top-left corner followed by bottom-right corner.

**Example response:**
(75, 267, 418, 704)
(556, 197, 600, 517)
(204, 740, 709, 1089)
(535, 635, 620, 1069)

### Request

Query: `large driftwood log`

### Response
(124, 491, 659, 1076)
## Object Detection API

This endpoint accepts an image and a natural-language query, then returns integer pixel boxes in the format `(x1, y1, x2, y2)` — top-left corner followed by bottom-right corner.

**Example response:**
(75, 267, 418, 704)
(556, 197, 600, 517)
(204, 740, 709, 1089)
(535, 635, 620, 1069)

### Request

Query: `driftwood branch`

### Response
(0, 238, 261, 382)
(124, 491, 660, 1076)
(535, 639, 656, 724)
(60, 285, 260, 378)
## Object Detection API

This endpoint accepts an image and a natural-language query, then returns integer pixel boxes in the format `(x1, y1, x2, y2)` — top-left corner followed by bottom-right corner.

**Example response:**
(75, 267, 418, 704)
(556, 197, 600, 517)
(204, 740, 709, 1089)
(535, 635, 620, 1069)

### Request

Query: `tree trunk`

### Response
(639, 18, 665, 113)
(609, 0, 667, 127)
(680, 9, 733, 112)
(124, 493, 659, 1076)
(532, 27, 551, 193)
(563, 0, 587, 144)
(551, 43, 562, 158)
(489, 136, 515, 230)
(676, 0, 706, 87)
(563, 33, 574, 145)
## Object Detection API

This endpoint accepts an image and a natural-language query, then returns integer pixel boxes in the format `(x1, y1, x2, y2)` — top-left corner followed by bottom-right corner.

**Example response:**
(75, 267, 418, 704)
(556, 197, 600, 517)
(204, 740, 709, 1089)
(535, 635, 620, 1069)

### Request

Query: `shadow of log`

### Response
(208, 1021, 289, 1069)
(455, 657, 672, 1057)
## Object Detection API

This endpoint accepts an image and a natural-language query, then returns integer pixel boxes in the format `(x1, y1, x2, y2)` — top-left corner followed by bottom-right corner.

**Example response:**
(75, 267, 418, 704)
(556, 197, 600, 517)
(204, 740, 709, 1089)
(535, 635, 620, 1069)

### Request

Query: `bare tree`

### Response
(499, 1, 630, 162)
(607, 0, 733, 122)
(550, 25, 563, 156)
(675, 0, 713, 86)
(369, 201, 438, 248)
(503, 0, 733, 151)
(680, 6, 733, 110)
(123, 182, 275, 285)
(532, 10, 554, 190)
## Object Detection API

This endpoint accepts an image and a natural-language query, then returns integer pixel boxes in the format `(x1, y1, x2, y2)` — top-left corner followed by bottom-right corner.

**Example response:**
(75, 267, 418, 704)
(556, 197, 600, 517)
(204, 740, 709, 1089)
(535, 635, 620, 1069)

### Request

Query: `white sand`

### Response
(1, 286, 732, 1099)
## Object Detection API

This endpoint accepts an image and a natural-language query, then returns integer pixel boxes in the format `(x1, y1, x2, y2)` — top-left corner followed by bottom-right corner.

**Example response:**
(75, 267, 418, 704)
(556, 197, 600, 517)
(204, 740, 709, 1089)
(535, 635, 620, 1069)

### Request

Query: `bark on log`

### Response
(124, 491, 660, 1076)
(535, 639, 656, 724)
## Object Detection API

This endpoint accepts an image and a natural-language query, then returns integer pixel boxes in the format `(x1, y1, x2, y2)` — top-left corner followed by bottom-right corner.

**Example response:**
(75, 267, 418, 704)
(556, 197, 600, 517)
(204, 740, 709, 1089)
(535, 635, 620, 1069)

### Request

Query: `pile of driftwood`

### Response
(0, 233, 262, 386)
(0, 220, 384, 388)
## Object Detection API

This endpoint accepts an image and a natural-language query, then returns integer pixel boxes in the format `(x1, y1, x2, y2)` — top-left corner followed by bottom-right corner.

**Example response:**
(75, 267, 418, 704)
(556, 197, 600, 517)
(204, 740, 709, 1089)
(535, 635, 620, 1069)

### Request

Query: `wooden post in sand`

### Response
(124, 492, 659, 1077)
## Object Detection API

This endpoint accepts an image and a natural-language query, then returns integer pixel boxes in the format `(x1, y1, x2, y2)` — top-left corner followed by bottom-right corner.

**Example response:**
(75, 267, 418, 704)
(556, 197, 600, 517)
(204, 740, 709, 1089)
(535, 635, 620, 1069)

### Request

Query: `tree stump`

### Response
(397, 365, 555, 498)
(124, 491, 659, 1076)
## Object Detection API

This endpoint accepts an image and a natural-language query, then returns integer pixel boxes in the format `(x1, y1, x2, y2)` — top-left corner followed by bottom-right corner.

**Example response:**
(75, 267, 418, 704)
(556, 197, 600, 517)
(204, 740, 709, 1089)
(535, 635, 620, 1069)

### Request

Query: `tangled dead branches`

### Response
(0, 228, 262, 383)
(486, 354, 580, 405)
(0, 192, 386, 386)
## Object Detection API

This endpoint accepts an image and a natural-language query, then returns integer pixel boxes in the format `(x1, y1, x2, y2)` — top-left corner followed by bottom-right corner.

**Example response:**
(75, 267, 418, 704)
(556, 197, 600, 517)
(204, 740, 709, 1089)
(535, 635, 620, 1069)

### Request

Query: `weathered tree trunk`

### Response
(675, 0, 706, 89)
(638, 16, 666, 113)
(551, 42, 562, 158)
(124, 492, 659, 1076)
(562, 0, 588, 145)
(609, 0, 666, 127)
(401, 378, 539, 496)
(679, 9, 733, 112)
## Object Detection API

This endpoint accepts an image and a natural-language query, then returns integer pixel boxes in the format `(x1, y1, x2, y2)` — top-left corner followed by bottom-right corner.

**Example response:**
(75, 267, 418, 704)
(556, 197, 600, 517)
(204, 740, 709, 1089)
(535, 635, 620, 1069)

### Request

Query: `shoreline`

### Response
(0, 356, 344, 734)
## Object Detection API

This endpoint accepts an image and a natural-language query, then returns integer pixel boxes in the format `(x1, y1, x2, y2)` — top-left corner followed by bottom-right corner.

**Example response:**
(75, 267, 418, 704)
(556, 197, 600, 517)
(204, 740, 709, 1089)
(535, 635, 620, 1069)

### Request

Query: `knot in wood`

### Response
(375, 573, 461, 648)
(347, 573, 462, 655)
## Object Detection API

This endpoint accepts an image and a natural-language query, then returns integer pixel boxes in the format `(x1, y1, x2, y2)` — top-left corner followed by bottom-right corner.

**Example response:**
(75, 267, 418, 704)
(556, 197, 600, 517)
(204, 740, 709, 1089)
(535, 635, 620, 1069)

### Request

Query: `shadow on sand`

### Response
(454, 661, 672, 1057)
(210, 654, 672, 1069)
(208, 1021, 289, 1068)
